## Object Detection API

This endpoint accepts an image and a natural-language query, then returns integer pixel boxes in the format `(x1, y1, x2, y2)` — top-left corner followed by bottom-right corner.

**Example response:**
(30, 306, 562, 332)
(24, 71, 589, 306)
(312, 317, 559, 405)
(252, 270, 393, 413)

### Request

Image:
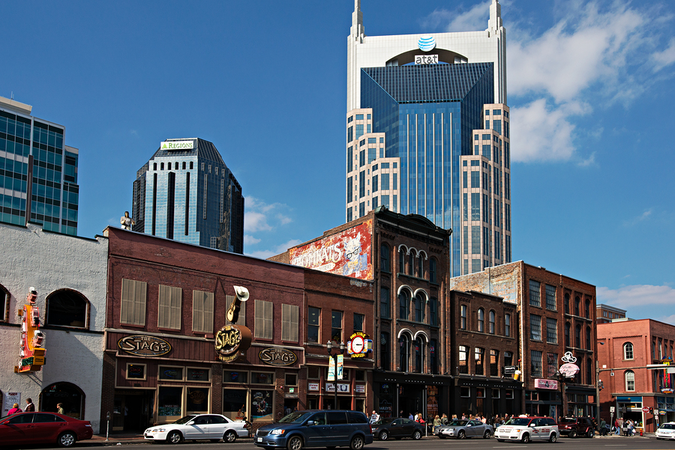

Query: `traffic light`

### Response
(649, 407, 654, 414)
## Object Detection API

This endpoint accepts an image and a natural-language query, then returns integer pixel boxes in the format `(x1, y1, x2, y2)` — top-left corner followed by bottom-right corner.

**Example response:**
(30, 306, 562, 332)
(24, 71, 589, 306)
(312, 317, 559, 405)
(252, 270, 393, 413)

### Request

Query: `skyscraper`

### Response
(132, 138, 244, 253)
(345, 0, 510, 276)
(0, 96, 79, 236)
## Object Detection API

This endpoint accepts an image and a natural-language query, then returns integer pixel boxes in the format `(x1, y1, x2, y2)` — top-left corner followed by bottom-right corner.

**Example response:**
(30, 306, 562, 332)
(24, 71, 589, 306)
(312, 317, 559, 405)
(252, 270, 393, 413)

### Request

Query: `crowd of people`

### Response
(5, 398, 66, 416)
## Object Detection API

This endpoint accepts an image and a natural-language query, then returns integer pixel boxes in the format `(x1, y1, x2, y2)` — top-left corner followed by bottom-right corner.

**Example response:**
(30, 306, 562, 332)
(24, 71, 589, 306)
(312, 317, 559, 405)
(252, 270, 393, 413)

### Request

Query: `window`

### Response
(408, 253, 414, 276)
(308, 307, 320, 343)
(254, 300, 273, 339)
(380, 287, 390, 319)
(159, 366, 183, 380)
(504, 351, 513, 367)
(187, 368, 210, 381)
(252, 372, 274, 384)
(120, 279, 147, 326)
(414, 337, 425, 373)
(546, 318, 558, 344)
(564, 293, 570, 314)
(414, 293, 425, 322)
(126, 363, 146, 380)
(565, 322, 571, 346)
(624, 342, 634, 360)
(586, 326, 591, 349)
(158, 285, 182, 330)
(504, 313, 511, 337)
(545, 285, 556, 310)
(354, 313, 364, 332)
(460, 305, 467, 329)
(547, 353, 558, 378)
(475, 348, 484, 375)
(530, 314, 542, 341)
(429, 298, 437, 326)
(574, 296, 580, 315)
(398, 248, 406, 273)
(223, 370, 248, 383)
(380, 244, 390, 272)
(399, 290, 410, 320)
(625, 370, 635, 391)
(490, 349, 499, 376)
(459, 345, 469, 374)
(531, 350, 543, 377)
(575, 324, 582, 348)
(429, 339, 438, 374)
(585, 299, 590, 318)
(489, 310, 496, 334)
(429, 258, 437, 283)
(192, 290, 214, 333)
(0, 284, 8, 322)
(477, 308, 484, 332)
(331, 311, 343, 343)
(529, 280, 541, 307)
(399, 334, 410, 372)
(381, 331, 390, 370)
(281, 304, 299, 342)
(46, 289, 88, 328)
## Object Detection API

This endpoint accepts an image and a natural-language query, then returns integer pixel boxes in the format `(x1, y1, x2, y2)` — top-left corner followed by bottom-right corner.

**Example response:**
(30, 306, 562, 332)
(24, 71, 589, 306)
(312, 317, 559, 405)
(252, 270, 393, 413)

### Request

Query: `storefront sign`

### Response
(534, 379, 559, 390)
(348, 332, 372, 358)
(325, 383, 350, 393)
(289, 220, 373, 280)
(355, 384, 366, 394)
(118, 335, 172, 357)
(559, 352, 580, 378)
(258, 347, 297, 366)
(16, 289, 46, 373)
(504, 366, 517, 375)
(215, 325, 252, 362)
(160, 140, 194, 150)
(308, 382, 320, 392)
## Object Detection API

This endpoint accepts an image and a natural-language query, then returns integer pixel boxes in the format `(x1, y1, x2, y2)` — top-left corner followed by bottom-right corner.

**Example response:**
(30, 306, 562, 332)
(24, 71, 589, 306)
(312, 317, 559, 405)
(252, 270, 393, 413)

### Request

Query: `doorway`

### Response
(113, 390, 154, 431)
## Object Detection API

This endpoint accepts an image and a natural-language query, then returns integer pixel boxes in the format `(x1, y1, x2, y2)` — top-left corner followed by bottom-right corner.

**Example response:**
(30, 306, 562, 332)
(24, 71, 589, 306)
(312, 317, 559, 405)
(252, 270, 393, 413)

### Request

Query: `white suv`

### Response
(495, 417, 559, 443)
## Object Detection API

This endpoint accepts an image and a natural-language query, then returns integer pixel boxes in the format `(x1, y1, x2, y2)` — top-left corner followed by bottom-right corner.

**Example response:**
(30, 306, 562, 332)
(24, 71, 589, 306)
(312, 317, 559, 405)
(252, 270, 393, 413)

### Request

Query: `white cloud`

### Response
(245, 239, 303, 260)
(422, 1, 490, 32)
(622, 208, 653, 227)
(651, 38, 675, 72)
(244, 235, 261, 245)
(657, 315, 675, 326)
(597, 284, 675, 310)
(244, 197, 292, 233)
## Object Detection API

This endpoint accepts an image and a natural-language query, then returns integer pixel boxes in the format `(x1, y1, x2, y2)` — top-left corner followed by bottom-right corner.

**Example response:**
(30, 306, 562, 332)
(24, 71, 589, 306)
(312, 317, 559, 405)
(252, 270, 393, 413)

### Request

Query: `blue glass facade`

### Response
(132, 138, 244, 253)
(0, 102, 79, 235)
(360, 63, 494, 276)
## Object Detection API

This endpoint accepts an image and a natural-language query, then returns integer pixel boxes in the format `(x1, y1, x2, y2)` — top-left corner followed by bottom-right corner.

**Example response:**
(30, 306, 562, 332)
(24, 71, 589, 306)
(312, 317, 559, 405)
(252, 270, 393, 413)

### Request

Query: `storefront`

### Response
(565, 386, 596, 418)
(656, 396, 675, 424)
(457, 377, 522, 419)
(525, 379, 560, 418)
(616, 396, 644, 429)
(373, 372, 450, 420)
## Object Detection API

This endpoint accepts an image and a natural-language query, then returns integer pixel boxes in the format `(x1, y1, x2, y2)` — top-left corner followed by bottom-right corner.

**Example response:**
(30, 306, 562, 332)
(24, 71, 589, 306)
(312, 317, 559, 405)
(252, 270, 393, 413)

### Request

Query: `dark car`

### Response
(0, 412, 93, 447)
(372, 417, 424, 440)
(558, 417, 595, 438)
(254, 410, 373, 450)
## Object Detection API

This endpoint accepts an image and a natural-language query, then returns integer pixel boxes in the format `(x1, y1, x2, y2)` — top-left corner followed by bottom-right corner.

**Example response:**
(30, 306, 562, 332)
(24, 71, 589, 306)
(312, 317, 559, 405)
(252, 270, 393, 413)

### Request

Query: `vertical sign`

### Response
(337, 355, 344, 380)
(327, 357, 335, 382)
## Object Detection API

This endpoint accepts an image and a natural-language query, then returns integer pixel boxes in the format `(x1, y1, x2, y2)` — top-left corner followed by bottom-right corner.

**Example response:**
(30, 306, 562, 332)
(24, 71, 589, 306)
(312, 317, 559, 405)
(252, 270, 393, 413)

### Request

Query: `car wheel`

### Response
(569, 430, 577, 439)
(287, 435, 303, 450)
(224, 430, 237, 443)
(379, 431, 389, 441)
(57, 431, 77, 448)
(549, 433, 558, 443)
(522, 433, 530, 443)
(167, 431, 183, 444)
(483, 430, 491, 439)
(587, 429, 594, 438)
(457, 430, 466, 439)
(350, 435, 365, 450)
(412, 430, 422, 440)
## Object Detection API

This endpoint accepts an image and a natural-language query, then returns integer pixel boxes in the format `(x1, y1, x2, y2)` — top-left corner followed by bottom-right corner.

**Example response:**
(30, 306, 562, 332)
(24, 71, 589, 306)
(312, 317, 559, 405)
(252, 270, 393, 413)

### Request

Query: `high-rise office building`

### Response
(132, 138, 244, 253)
(0, 96, 79, 235)
(345, 0, 510, 276)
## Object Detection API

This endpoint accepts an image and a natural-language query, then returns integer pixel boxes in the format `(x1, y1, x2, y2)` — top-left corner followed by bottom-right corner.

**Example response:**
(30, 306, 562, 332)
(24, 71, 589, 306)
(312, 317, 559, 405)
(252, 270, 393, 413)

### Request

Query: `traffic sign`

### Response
(642, 407, 650, 413)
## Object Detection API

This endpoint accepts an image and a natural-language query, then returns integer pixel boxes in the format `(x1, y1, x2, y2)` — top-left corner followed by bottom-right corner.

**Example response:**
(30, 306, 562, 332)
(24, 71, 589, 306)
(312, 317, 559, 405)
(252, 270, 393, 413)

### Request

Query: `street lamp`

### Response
(327, 340, 346, 409)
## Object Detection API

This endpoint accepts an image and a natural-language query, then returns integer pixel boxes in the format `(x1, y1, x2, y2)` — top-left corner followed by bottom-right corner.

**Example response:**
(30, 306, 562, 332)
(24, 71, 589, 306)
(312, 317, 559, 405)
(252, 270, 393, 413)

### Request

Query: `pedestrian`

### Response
(441, 413, 448, 425)
(8, 403, 22, 415)
(409, 412, 414, 420)
(24, 398, 35, 412)
(433, 415, 441, 434)
(57, 403, 65, 414)
(614, 418, 620, 435)
(369, 410, 380, 424)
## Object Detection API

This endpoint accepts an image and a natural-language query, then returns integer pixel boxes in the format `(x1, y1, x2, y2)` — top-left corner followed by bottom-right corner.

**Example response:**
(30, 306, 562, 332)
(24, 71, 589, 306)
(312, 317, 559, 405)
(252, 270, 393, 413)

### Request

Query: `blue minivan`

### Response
(254, 410, 373, 450)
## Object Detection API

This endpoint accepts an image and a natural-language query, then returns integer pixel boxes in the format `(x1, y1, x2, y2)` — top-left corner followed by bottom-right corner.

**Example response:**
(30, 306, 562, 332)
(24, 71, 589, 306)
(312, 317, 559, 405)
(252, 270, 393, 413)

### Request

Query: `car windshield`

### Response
(660, 424, 675, 430)
(174, 415, 196, 424)
(506, 418, 532, 426)
(560, 418, 576, 423)
(279, 412, 312, 424)
(375, 418, 395, 426)
(449, 420, 468, 426)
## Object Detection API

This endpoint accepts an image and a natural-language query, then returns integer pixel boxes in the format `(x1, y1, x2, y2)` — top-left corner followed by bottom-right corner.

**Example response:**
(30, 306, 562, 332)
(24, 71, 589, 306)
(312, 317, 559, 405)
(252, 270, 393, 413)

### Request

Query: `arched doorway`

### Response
(41, 382, 84, 418)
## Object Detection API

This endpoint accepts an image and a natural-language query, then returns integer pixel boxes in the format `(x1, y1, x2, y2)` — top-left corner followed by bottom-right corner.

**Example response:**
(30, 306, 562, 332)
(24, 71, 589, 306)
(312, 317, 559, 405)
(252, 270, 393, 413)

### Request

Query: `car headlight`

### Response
(156, 428, 166, 432)
(271, 429, 285, 435)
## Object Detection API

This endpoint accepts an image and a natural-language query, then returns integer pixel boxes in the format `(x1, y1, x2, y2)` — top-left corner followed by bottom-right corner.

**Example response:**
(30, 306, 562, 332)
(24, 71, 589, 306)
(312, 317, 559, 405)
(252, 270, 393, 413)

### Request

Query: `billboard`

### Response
(289, 220, 373, 280)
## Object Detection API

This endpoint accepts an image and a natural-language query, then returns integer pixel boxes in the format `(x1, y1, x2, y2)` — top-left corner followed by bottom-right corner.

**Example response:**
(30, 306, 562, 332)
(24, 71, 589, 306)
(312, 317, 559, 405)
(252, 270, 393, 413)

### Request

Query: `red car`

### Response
(0, 412, 93, 447)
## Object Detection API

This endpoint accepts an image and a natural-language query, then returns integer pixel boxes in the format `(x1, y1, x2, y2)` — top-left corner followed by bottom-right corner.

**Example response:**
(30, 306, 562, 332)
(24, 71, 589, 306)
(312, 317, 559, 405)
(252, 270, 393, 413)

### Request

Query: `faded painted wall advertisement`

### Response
(289, 220, 373, 280)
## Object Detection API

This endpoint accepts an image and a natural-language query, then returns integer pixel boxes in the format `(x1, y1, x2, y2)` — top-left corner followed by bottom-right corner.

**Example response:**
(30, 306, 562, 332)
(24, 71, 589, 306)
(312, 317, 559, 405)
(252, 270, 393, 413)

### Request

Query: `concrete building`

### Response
(597, 318, 675, 432)
(0, 222, 107, 432)
(132, 138, 244, 253)
(345, 1, 511, 276)
(451, 261, 597, 418)
(0, 96, 80, 236)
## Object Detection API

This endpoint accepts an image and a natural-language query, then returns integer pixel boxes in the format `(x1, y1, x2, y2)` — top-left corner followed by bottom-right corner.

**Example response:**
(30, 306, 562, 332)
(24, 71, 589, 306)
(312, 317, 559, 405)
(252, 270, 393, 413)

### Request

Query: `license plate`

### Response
(257, 437, 263, 442)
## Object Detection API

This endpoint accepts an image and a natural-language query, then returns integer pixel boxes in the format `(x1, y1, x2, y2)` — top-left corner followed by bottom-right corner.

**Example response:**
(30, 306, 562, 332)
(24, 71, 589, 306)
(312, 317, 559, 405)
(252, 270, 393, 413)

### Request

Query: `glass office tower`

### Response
(0, 96, 79, 235)
(132, 138, 244, 253)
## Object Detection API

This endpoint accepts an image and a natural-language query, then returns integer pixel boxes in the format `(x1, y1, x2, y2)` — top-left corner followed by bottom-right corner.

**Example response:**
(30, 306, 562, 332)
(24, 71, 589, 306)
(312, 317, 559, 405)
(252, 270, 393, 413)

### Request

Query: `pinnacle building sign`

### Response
(161, 140, 194, 150)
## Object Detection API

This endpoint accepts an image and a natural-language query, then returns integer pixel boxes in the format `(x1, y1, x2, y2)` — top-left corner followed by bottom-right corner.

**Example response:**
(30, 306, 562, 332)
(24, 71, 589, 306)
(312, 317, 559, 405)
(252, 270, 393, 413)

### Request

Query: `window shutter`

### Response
(193, 290, 214, 333)
(159, 285, 182, 330)
(282, 304, 299, 342)
(121, 279, 147, 326)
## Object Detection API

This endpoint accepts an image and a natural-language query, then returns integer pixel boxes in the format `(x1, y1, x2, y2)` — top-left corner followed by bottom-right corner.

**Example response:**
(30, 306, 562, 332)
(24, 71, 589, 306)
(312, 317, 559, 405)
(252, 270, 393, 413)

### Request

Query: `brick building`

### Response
(102, 227, 374, 431)
(596, 304, 626, 324)
(597, 318, 675, 432)
(450, 262, 597, 418)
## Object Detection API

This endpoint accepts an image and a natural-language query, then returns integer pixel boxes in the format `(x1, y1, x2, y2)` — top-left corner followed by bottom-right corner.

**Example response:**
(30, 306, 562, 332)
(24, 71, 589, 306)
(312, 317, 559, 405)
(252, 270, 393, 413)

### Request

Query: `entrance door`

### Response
(113, 390, 155, 431)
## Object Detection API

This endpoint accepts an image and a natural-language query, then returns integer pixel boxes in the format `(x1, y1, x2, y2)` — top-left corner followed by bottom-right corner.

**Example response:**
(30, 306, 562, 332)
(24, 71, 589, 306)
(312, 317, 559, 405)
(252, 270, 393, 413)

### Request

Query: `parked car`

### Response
(0, 411, 93, 448)
(558, 416, 595, 438)
(436, 419, 493, 439)
(655, 422, 675, 440)
(494, 416, 559, 443)
(254, 410, 373, 450)
(372, 417, 424, 440)
(143, 414, 249, 444)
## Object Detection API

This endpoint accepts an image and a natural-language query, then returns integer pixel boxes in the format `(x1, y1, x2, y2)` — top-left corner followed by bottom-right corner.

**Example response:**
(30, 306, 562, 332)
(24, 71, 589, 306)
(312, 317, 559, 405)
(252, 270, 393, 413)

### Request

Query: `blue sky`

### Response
(3, 1, 674, 323)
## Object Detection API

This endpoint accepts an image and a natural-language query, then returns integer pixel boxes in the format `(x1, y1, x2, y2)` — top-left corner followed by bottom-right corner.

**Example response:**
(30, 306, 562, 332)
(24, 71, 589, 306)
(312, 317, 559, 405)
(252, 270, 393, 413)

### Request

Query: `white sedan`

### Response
(656, 422, 675, 440)
(144, 414, 249, 444)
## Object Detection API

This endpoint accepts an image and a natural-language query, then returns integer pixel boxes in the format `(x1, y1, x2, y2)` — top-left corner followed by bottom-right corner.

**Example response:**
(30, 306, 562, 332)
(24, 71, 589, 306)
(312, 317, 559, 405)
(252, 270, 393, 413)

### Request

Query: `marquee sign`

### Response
(259, 347, 297, 366)
(118, 335, 172, 357)
(16, 288, 46, 373)
(534, 378, 559, 390)
(558, 352, 580, 378)
(215, 325, 252, 363)
(160, 140, 194, 150)
(347, 332, 372, 358)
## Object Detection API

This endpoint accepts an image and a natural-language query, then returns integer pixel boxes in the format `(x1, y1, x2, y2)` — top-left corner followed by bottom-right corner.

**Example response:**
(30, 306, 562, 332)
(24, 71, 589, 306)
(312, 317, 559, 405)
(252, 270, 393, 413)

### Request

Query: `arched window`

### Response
(624, 342, 634, 360)
(585, 299, 590, 318)
(41, 382, 85, 419)
(575, 324, 582, 348)
(414, 293, 425, 322)
(399, 334, 411, 372)
(505, 313, 511, 337)
(574, 296, 580, 316)
(478, 308, 485, 332)
(414, 336, 425, 373)
(565, 322, 571, 347)
(475, 347, 485, 375)
(380, 332, 390, 371)
(429, 258, 437, 283)
(586, 357, 593, 385)
(625, 370, 635, 391)
(408, 253, 414, 275)
(46, 289, 89, 328)
(429, 298, 438, 326)
(398, 248, 406, 274)
(564, 293, 570, 314)
(417, 256, 424, 278)
(586, 326, 592, 349)
(460, 305, 467, 330)
(380, 244, 390, 272)
(399, 290, 410, 320)
(489, 310, 496, 334)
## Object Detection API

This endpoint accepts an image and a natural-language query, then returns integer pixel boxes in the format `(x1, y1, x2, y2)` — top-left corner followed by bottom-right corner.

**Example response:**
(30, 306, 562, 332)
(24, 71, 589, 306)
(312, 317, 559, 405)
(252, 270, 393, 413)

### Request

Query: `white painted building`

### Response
(0, 222, 108, 433)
